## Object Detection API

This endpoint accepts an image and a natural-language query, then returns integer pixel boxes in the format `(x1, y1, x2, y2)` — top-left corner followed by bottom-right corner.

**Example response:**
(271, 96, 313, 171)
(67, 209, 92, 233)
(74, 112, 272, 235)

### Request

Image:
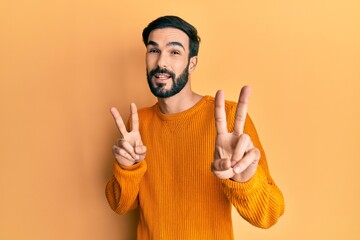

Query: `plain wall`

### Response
(1, 0, 359, 239)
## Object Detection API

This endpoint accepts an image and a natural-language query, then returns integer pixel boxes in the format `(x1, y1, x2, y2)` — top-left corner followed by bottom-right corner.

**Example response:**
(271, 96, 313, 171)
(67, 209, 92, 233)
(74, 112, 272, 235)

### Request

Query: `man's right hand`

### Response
(110, 103, 147, 167)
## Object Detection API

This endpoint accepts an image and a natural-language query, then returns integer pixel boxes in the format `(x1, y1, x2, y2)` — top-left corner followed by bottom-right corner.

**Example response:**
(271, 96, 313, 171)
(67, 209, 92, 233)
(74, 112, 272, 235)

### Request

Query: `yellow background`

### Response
(1, 0, 359, 239)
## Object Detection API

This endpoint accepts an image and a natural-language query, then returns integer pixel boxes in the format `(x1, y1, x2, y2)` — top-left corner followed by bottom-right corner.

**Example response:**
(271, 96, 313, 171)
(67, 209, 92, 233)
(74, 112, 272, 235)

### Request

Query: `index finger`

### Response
(215, 90, 228, 134)
(130, 103, 139, 131)
(110, 107, 128, 137)
(233, 86, 251, 136)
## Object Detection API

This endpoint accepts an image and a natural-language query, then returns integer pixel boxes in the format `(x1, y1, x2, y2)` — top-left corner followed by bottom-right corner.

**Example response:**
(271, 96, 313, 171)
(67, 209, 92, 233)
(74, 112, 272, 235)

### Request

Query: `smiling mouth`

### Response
(154, 73, 171, 81)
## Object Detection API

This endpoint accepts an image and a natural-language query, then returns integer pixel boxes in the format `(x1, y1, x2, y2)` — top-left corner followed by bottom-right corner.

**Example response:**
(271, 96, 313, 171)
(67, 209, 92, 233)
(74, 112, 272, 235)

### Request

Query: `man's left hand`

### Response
(211, 86, 260, 182)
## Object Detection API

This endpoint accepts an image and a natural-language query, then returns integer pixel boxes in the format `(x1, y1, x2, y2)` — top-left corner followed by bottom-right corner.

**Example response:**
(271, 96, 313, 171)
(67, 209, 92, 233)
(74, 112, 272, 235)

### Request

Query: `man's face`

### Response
(146, 28, 193, 98)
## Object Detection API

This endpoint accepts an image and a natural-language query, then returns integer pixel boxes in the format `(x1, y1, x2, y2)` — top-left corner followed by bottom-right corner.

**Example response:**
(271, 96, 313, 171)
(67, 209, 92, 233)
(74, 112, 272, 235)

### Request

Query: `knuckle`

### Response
(220, 161, 226, 170)
(249, 148, 260, 159)
(115, 138, 125, 146)
(212, 160, 222, 171)
(135, 145, 147, 154)
(235, 114, 245, 123)
(119, 149, 129, 158)
(241, 133, 250, 141)
(215, 117, 226, 125)
(254, 148, 261, 158)
(118, 149, 125, 156)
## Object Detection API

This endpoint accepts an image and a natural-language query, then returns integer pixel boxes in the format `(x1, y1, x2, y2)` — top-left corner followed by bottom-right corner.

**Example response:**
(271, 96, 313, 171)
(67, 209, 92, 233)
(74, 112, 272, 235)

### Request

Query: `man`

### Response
(106, 15, 284, 239)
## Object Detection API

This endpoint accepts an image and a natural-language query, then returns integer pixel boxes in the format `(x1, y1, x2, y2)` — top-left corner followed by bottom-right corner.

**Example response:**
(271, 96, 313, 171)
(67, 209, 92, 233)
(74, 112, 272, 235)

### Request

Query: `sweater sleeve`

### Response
(221, 104, 285, 228)
(105, 160, 147, 215)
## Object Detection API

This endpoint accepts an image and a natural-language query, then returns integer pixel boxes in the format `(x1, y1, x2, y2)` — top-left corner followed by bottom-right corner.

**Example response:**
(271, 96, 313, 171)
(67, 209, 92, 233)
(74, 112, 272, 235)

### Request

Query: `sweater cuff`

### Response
(113, 161, 147, 179)
(221, 167, 267, 195)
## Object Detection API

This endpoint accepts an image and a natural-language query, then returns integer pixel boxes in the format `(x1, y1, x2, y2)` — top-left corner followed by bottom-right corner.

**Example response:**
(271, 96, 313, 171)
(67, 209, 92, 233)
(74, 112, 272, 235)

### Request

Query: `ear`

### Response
(188, 56, 198, 74)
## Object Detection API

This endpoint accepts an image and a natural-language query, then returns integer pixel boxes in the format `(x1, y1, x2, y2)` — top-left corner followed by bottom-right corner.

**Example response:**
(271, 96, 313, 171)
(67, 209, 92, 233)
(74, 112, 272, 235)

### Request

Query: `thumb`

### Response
(135, 139, 147, 160)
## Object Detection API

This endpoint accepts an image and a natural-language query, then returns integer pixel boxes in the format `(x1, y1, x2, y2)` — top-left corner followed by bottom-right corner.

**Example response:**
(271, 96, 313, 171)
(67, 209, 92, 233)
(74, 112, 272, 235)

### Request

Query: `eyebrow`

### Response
(147, 40, 185, 51)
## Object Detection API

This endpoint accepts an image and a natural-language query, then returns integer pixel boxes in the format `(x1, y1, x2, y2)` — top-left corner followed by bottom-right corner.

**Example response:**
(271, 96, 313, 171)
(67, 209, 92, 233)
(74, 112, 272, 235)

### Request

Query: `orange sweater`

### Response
(106, 96, 284, 239)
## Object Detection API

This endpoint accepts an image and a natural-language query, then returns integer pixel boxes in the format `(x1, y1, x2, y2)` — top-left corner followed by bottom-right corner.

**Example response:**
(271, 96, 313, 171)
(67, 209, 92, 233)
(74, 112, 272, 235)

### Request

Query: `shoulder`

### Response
(202, 95, 237, 113)
(137, 104, 157, 118)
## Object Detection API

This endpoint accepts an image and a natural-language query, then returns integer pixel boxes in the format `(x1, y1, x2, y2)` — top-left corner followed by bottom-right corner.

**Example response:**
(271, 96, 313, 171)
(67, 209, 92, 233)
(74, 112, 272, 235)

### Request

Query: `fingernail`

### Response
(234, 167, 241, 174)
(136, 146, 145, 153)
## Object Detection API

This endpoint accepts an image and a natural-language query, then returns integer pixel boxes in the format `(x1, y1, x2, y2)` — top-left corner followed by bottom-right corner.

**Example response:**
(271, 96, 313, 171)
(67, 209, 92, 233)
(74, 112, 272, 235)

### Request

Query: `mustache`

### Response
(149, 67, 175, 79)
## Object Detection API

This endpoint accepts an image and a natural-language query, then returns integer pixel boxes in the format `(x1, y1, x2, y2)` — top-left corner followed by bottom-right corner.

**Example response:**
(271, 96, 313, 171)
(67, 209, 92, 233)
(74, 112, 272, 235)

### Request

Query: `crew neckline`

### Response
(154, 95, 213, 121)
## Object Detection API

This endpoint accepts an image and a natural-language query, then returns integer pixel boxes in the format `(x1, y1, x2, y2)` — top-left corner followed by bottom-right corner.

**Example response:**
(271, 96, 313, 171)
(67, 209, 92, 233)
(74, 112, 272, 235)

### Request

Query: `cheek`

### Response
(174, 60, 189, 75)
(146, 55, 156, 69)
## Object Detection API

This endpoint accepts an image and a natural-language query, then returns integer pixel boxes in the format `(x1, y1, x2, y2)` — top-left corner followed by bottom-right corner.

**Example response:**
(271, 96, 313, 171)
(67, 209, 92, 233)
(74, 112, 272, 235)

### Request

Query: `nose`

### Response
(157, 52, 167, 69)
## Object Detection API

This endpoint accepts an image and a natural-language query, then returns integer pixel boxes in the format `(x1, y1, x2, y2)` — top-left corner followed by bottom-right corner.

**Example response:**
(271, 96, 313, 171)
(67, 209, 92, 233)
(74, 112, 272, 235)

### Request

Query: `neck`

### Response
(157, 83, 202, 114)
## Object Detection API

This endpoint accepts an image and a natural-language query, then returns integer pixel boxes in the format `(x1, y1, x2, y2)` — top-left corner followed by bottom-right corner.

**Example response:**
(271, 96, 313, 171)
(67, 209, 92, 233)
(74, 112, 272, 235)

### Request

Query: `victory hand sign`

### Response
(212, 86, 260, 182)
(110, 103, 147, 167)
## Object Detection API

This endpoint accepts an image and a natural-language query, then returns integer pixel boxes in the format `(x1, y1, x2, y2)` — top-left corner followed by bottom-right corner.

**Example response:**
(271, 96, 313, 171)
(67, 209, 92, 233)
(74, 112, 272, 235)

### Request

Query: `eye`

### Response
(171, 50, 181, 55)
(148, 48, 160, 53)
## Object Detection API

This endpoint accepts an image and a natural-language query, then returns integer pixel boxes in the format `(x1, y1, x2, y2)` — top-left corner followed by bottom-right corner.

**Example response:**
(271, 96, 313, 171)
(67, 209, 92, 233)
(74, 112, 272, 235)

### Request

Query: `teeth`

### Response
(156, 74, 169, 79)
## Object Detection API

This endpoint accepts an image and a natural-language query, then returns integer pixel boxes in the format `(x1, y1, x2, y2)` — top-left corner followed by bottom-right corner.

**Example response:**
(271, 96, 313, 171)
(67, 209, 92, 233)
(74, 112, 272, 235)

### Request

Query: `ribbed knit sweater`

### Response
(106, 95, 285, 239)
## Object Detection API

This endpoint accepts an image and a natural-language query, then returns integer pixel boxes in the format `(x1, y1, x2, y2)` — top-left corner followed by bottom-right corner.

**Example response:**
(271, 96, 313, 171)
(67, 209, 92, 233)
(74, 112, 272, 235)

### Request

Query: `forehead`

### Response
(148, 27, 189, 50)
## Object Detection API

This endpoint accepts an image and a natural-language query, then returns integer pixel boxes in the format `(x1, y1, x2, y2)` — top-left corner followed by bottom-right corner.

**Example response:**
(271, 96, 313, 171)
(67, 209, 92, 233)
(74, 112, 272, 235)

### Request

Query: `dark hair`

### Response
(142, 16, 201, 58)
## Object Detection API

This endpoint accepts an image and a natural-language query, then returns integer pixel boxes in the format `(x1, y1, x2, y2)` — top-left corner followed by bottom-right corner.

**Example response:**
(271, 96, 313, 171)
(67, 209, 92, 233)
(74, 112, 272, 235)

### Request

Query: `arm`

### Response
(212, 87, 285, 228)
(221, 113, 284, 228)
(105, 161, 147, 214)
(105, 103, 147, 214)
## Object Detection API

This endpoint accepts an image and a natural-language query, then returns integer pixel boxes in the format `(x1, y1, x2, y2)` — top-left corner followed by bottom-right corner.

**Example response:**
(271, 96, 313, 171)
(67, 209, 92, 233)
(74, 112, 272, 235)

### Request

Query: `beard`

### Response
(147, 62, 189, 98)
